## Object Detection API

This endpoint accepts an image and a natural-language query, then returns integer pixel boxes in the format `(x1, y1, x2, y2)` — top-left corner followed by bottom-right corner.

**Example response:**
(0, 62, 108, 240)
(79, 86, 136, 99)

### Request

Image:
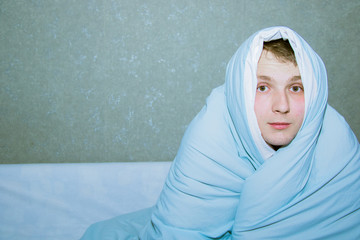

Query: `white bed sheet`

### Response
(0, 161, 171, 240)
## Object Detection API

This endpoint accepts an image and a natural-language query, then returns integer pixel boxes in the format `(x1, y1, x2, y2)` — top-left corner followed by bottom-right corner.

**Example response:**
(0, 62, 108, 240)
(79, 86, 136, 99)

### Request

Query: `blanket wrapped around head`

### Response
(140, 26, 360, 239)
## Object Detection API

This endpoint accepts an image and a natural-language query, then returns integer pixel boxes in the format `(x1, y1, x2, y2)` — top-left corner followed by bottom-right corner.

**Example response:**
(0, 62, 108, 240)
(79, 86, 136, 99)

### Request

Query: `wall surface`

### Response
(1, 0, 359, 163)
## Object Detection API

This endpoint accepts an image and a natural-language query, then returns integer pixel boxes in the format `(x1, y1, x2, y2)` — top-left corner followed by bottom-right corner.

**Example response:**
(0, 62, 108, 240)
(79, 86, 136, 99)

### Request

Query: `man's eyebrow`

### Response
(257, 75, 272, 81)
(291, 75, 302, 81)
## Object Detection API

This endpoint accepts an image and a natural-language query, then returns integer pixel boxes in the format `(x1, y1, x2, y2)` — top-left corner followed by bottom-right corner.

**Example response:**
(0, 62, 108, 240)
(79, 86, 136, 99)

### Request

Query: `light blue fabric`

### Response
(81, 208, 153, 240)
(140, 26, 360, 239)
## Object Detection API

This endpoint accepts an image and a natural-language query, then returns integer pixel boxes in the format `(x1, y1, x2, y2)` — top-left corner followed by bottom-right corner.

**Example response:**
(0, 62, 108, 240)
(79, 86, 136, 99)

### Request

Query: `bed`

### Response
(0, 161, 171, 240)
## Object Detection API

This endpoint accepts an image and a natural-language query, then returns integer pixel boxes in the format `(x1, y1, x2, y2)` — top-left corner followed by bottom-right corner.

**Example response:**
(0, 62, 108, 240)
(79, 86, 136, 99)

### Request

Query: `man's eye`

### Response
(290, 85, 303, 93)
(257, 85, 268, 92)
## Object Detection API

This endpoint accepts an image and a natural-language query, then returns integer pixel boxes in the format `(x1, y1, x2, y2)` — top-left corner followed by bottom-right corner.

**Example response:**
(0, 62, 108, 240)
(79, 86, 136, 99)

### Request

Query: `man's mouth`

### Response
(268, 122, 291, 130)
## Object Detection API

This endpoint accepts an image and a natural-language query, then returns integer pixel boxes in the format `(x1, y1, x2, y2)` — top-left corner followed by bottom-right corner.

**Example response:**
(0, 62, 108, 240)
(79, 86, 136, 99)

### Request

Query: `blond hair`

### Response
(263, 39, 297, 66)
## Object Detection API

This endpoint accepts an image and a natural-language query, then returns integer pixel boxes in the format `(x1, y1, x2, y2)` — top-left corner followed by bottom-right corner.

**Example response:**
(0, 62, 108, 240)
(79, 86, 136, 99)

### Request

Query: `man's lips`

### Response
(268, 122, 291, 130)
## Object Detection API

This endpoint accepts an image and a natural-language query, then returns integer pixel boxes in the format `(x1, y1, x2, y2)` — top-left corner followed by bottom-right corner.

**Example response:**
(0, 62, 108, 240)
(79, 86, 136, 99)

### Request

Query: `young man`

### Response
(140, 26, 360, 239)
(255, 39, 304, 151)
(82, 27, 360, 239)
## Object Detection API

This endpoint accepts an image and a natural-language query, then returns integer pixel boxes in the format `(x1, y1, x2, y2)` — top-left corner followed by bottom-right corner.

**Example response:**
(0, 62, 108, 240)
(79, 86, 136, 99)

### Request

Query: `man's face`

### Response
(254, 50, 305, 150)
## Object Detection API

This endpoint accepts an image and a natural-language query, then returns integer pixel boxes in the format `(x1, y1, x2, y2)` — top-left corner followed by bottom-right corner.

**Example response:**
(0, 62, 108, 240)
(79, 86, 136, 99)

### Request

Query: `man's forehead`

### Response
(258, 51, 299, 69)
(257, 75, 301, 80)
(257, 51, 301, 82)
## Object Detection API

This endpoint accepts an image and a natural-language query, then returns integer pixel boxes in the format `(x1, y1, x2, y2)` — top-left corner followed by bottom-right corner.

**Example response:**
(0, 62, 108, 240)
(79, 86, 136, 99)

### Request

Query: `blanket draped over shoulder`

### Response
(140, 26, 360, 239)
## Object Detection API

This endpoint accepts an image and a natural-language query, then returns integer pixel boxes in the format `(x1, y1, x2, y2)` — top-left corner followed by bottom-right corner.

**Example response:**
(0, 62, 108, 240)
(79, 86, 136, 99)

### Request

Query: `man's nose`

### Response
(272, 91, 290, 114)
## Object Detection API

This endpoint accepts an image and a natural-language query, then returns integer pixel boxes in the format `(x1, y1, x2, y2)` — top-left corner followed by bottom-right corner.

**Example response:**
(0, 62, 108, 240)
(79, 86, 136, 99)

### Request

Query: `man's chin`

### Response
(265, 137, 293, 151)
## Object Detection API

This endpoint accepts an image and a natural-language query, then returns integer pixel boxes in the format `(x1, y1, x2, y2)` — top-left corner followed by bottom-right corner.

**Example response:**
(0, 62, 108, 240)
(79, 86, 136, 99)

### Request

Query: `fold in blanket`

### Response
(140, 26, 360, 239)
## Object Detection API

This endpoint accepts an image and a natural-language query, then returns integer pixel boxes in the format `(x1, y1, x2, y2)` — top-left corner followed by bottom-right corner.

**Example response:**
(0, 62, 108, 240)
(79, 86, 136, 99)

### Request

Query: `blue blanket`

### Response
(140, 26, 360, 239)
(82, 26, 360, 239)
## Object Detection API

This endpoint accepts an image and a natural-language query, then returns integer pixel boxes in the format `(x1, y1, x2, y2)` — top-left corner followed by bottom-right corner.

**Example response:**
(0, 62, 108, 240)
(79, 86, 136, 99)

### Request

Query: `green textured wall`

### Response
(1, 0, 359, 164)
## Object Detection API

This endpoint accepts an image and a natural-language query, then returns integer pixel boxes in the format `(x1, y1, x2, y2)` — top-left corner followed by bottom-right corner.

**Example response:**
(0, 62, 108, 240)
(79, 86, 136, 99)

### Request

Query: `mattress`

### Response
(0, 161, 171, 240)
